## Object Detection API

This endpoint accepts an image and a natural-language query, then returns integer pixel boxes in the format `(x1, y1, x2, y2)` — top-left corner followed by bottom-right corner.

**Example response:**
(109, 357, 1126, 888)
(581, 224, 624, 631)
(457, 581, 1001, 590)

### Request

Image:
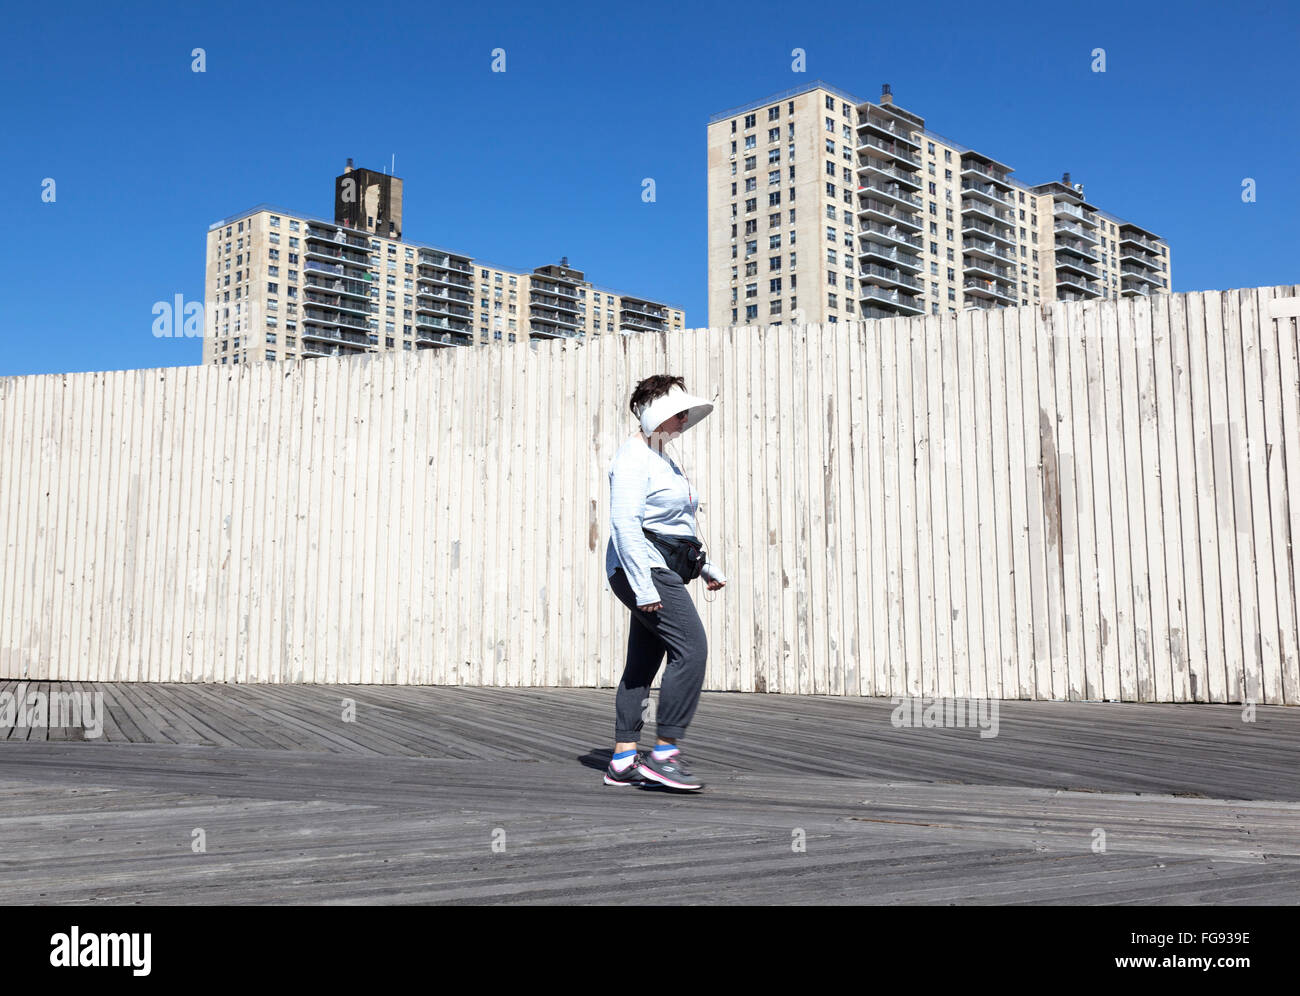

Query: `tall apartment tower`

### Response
(335, 159, 404, 239)
(706, 80, 1172, 329)
(202, 166, 684, 366)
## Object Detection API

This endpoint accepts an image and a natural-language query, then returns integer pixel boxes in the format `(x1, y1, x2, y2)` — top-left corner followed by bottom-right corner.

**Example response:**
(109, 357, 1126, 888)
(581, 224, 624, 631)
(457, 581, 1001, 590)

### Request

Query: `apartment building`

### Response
(203, 162, 685, 365)
(706, 80, 1172, 329)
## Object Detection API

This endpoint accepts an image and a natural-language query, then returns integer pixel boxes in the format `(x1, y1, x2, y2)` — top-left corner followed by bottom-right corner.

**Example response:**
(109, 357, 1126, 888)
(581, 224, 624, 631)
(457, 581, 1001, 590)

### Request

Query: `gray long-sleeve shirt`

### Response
(604, 436, 703, 605)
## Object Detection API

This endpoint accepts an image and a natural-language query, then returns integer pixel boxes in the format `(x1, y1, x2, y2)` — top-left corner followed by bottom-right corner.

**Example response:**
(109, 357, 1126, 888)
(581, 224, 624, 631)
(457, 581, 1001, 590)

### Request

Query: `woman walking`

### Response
(603, 374, 725, 791)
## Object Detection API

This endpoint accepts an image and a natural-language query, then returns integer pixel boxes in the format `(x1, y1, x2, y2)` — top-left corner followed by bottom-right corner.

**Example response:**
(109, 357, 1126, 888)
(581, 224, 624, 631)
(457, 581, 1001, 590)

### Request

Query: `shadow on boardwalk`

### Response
(1, 682, 1297, 904)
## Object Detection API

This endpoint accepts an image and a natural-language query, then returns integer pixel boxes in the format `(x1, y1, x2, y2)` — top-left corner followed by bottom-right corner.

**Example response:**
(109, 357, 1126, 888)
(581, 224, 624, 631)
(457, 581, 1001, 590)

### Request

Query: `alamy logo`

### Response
(890, 696, 1000, 739)
(0, 684, 103, 738)
(49, 927, 151, 976)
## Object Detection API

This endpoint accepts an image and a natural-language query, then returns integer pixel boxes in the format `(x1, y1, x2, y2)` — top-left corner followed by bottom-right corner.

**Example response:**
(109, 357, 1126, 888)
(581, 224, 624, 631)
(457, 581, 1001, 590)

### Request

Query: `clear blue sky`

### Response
(4, 0, 1297, 376)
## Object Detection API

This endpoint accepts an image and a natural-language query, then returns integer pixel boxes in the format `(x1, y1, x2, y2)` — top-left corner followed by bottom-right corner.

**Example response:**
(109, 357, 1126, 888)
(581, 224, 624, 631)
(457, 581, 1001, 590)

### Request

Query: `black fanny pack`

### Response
(643, 529, 705, 583)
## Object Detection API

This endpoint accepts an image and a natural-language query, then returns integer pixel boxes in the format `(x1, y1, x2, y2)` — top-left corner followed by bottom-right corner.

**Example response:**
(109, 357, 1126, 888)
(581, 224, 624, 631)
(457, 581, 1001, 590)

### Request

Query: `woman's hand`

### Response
(638, 601, 663, 612)
(705, 579, 725, 591)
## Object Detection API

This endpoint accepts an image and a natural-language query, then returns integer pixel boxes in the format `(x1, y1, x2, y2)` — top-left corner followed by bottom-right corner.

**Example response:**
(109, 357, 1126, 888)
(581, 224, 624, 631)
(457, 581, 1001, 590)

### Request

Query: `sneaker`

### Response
(603, 751, 648, 786)
(638, 750, 704, 791)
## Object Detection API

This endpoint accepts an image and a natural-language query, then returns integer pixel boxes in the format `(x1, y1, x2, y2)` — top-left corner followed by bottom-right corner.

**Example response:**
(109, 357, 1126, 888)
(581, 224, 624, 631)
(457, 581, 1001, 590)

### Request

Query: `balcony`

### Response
(1056, 273, 1102, 297)
(858, 155, 923, 189)
(1121, 264, 1162, 285)
(300, 343, 370, 359)
(619, 314, 669, 331)
(416, 319, 473, 343)
(961, 217, 1017, 248)
(307, 246, 369, 267)
(859, 221, 924, 250)
(416, 299, 473, 320)
(303, 293, 369, 317)
(963, 278, 1017, 303)
(858, 181, 924, 210)
(963, 256, 1013, 282)
(963, 237, 1016, 264)
(417, 251, 473, 274)
(306, 225, 369, 249)
(1053, 201, 1099, 227)
(1121, 280, 1153, 297)
(532, 280, 580, 300)
(530, 306, 581, 327)
(303, 243, 345, 263)
(1054, 219, 1100, 244)
(415, 328, 472, 348)
(857, 135, 922, 166)
(859, 285, 925, 315)
(416, 314, 471, 333)
(1119, 247, 1163, 271)
(1054, 238, 1100, 264)
(417, 269, 473, 290)
(861, 305, 908, 321)
(858, 242, 924, 273)
(302, 311, 370, 333)
(417, 286, 472, 304)
(530, 326, 583, 340)
(960, 159, 1014, 189)
(1054, 254, 1099, 278)
(303, 259, 371, 284)
(859, 114, 921, 148)
(857, 197, 923, 230)
(961, 198, 1014, 225)
(859, 263, 923, 291)
(621, 298, 668, 317)
(530, 292, 581, 315)
(302, 260, 344, 277)
(300, 325, 372, 349)
(960, 179, 1014, 205)
(1119, 232, 1163, 254)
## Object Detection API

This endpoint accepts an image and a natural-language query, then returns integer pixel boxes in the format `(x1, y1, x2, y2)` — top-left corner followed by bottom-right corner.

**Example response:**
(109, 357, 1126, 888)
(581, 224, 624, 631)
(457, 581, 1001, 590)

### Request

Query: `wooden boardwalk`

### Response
(1, 682, 1297, 904)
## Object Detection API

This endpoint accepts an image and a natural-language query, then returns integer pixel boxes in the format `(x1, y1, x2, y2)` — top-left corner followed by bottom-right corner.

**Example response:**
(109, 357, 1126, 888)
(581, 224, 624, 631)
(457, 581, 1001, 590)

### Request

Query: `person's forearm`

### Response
(612, 520, 659, 604)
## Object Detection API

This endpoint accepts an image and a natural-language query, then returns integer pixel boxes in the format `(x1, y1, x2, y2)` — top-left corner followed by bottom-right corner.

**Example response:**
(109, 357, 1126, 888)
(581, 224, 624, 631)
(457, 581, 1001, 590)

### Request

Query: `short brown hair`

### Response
(628, 374, 685, 419)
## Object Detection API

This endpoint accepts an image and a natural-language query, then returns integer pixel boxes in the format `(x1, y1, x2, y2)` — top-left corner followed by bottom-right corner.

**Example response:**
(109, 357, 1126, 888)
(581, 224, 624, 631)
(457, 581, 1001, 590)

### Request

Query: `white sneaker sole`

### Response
(603, 772, 644, 786)
(637, 764, 703, 791)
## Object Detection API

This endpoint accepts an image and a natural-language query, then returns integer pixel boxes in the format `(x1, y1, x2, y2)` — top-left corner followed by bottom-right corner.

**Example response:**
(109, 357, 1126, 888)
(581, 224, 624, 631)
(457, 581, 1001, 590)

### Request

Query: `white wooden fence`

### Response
(2, 285, 1298, 702)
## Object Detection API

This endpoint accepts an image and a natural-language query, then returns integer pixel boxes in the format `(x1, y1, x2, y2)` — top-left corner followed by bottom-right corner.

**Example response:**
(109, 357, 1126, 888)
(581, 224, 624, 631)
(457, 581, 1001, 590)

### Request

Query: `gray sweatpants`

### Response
(608, 566, 708, 742)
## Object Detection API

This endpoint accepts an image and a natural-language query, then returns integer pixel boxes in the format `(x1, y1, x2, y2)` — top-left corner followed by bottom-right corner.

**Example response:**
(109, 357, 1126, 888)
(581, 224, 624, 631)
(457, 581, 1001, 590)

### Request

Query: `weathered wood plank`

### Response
(921, 313, 949, 700)
(942, 311, 971, 699)
(1258, 288, 1300, 705)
